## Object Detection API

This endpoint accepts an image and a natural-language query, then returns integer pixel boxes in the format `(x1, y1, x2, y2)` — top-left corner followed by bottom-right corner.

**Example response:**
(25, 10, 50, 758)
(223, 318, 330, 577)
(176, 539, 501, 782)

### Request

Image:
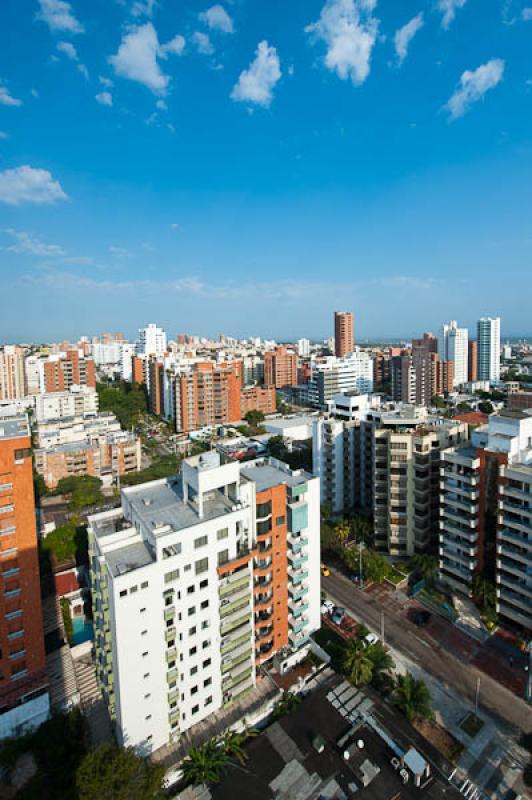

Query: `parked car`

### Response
(321, 599, 335, 615)
(331, 606, 346, 625)
(321, 563, 331, 577)
(413, 610, 432, 627)
(364, 633, 379, 647)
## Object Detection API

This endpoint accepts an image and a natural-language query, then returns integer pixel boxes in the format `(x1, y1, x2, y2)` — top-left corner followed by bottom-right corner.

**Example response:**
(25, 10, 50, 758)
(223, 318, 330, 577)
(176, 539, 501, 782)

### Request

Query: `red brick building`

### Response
(241, 386, 276, 417)
(264, 347, 298, 389)
(44, 350, 96, 393)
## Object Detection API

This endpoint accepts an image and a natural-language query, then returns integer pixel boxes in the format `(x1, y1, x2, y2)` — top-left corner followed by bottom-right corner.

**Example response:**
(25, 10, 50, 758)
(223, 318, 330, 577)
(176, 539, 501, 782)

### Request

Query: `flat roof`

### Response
(0, 413, 29, 441)
(125, 478, 238, 535)
(240, 462, 310, 493)
(106, 539, 153, 577)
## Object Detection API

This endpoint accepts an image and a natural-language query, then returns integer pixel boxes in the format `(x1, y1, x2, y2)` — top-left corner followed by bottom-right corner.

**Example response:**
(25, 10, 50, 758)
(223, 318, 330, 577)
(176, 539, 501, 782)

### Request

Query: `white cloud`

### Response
(131, 0, 157, 17)
(4, 228, 66, 257)
(99, 75, 113, 87)
(523, 7, 532, 18)
(445, 58, 504, 119)
(192, 31, 214, 55)
(156, 98, 167, 110)
(96, 91, 113, 106)
(36, 0, 84, 34)
(57, 40, 77, 59)
(199, 5, 234, 34)
(0, 165, 67, 206)
(305, 0, 379, 86)
(26, 270, 205, 294)
(160, 34, 186, 58)
(109, 23, 184, 95)
(0, 86, 22, 107)
(437, 0, 467, 29)
(394, 13, 423, 65)
(231, 41, 281, 107)
(170, 222, 180, 229)
(78, 63, 89, 80)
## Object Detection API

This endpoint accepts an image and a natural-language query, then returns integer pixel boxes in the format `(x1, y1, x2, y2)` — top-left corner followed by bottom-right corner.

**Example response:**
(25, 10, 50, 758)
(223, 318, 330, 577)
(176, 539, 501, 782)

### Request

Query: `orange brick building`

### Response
(264, 347, 298, 388)
(334, 311, 354, 357)
(44, 351, 96, 393)
(0, 414, 49, 735)
(175, 362, 243, 433)
(240, 385, 276, 417)
(34, 435, 141, 490)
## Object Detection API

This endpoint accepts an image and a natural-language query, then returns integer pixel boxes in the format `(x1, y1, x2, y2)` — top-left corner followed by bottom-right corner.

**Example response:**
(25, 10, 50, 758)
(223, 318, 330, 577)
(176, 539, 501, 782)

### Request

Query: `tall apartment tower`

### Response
(334, 312, 354, 358)
(477, 317, 501, 383)
(439, 410, 532, 632)
(438, 321, 468, 388)
(88, 453, 320, 753)
(43, 351, 96, 393)
(0, 347, 26, 401)
(264, 347, 298, 389)
(468, 340, 478, 383)
(0, 412, 49, 738)
(137, 324, 167, 358)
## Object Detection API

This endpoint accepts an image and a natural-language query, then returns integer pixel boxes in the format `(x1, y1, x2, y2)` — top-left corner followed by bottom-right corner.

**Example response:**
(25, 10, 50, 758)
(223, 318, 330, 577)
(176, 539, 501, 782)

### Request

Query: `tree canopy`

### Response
(75, 743, 164, 800)
(97, 381, 147, 429)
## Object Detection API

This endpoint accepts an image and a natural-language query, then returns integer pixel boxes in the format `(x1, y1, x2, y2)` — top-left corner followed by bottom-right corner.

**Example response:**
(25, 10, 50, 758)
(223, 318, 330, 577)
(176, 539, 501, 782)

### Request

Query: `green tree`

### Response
(343, 638, 373, 687)
(54, 475, 105, 510)
(393, 673, 434, 723)
(220, 728, 257, 764)
(412, 554, 438, 586)
(366, 642, 395, 684)
(478, 400, 494, 414)
(244, 410, 265, 428)
(76, 743, 164, 800)
(472, 575, 496, 611)
(431, 395, 446, 409)
(181, 739, 230, 786)
(273, 692, 302, 719)
(97, 381, 148, 429)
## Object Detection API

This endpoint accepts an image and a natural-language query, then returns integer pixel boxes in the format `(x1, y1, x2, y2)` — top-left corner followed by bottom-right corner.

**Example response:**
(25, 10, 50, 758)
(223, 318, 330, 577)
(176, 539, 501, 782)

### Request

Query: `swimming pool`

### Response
(72, 617, 94, 646)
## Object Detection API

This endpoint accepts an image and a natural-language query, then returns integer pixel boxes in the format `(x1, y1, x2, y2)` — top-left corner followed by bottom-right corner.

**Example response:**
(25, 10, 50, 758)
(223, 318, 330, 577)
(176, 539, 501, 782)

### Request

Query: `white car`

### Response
(321, 599, 335, 615)
(364, 633, 379, 647)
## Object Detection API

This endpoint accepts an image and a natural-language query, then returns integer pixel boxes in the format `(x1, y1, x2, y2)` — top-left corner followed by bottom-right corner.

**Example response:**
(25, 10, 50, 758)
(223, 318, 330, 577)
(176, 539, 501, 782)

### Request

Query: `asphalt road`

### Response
(321, 569, 531, 737)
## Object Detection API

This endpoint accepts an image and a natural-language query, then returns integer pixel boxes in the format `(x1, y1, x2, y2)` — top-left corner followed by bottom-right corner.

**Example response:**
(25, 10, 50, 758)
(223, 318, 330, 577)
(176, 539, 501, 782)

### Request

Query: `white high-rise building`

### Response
(88, 452, 320, 753)
(306, 350, 374, 408)
(297, 338, 310, 357)
(120, 343, 137, 382)
(477, 317, 501, 383)
(137, 324, 167, 358)
(438, 321, 468, 388)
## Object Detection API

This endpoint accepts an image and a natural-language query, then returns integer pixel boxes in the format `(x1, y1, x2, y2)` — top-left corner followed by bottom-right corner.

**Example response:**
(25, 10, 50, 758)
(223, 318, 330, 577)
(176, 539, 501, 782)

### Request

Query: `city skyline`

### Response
(1, 1, 532, 340)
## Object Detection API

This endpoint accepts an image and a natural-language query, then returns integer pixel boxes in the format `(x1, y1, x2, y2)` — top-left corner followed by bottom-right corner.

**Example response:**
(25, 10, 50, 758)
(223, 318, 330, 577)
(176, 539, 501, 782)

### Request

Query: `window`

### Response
(202, 639, 211, 649)
(275, 515, 285, 526)
(218, 549, 229, 567)
(0, 505, 14, 515)
(188, 606, 196, 617)
(201, 620, 210, 630)
(140, 607, 146, 614)
(189, 646, 197, 656)
(14, 448, 31, 460)
(165, 570, 179, 584)
(143, 673, 150, 679)
(204, 677, 212, 687)
(187, 585, 195, 595)
(144, 693, 151, 699)
(217, 528, 228, 540)
(205, 696, 213, 706)
(141, 630, 147, 636)
(142, 651, 148, 658)
(130, 585, 138, 594)
(200, 599, 209, 610)
(191, 686, 198, 695)
(191, 665, 198, 676)
(165, 595, 173, 606)
(189, 626, 196, 636)
(119, 590, 127, 597)
(195, 557, 208, 575)
(192, 704, 199, 715)
(199, 579, 208, 590)
(194, 535, 208, 549)
(141, 581, 149, 590)
(184, 564, 191, 572)
(257, 501, 271, 518)
(163, 543, 181, 559)
(145, 714, 152, 721)
(202, 658, 211, 668)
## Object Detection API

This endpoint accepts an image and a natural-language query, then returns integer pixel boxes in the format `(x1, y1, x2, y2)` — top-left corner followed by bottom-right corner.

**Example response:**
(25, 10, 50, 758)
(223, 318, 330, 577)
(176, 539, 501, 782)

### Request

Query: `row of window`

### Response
(119, 580, 149, 598)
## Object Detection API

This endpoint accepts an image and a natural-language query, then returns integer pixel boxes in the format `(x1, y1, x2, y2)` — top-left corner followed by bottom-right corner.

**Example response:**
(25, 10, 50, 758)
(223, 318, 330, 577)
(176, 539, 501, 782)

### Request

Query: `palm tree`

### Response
(220, 728, 257, 765)
(343, 638, 373, 687)
(181, 739, 229, 786)
(472, 575, 496, 611)
(393, 673, 434, 723)
(366, 642, 395, 684)
(412, 554, 438, 585)
(273, 692, 301, 719)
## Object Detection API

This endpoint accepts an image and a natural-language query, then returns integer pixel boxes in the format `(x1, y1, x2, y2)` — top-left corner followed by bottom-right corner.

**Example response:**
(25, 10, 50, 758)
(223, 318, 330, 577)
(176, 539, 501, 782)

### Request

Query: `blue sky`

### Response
(1, 0, 531, 343)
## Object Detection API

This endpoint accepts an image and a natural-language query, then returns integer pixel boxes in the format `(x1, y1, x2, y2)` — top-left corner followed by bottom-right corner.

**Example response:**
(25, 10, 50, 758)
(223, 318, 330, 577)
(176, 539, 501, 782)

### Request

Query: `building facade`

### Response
(264, 347, 298, 389)
(0, 412, 49, 739)
(306, 352, 374, 409)
(334, 311, 354, 358)
(477, 317, 501, 383)
(43, 351, 96, 393)
(438, 321, 468, 388)
(0, 347, 26, 402)
(88, 453, 320, 753)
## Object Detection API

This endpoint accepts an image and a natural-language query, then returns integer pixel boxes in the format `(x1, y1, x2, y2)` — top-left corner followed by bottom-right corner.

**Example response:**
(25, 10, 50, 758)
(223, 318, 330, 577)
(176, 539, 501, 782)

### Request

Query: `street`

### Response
(321, 568, 531, 737)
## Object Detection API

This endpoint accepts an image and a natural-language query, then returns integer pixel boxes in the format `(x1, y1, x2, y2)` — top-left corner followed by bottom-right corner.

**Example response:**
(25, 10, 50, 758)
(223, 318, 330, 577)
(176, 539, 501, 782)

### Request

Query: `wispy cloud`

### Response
(109, 22, 185, 95)
(56, 41, 89, 80)
(437, 0, 467, 29)
(445, 59, 504, 120)
(0, 85, 22, 107)
(305, 0, 379, 87)
(394, 13, 423, 66)
(4, 229, 66, 257)
(131, 0, 157, 18)
(0, 165, 67, 206)
(199, 5, 234, 34)
(192, 32, 214, 55)
(231, 41, 281, 107)
(95, 91, 113, 106)
(36, 0, 84, 34)
(23, 270, 206, 294)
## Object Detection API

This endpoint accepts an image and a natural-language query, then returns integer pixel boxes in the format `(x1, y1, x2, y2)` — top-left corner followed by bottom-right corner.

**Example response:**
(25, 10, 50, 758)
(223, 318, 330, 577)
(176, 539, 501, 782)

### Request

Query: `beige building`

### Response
(0, 346, 26, 401)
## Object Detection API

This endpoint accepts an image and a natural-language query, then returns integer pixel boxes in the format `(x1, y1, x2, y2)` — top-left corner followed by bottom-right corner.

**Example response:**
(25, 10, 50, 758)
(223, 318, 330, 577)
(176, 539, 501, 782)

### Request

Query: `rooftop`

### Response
(0, 412, 29, 441)
(106, 539, 153, 577)
(240, 461, 311, 493)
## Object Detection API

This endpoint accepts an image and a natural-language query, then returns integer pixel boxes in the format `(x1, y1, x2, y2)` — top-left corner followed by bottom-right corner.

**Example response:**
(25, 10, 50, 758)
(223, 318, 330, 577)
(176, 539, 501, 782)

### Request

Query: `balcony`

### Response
(289, 598, 309, 617)
(219, 573, 250, 598)
(288, 533, 308, 551)
(288, 551, 308, 570)
(498, 528, 532, 551)
(254, 592, 273, 611)
(255, 608, 273, 624)
(289, 615, 309, 634)
(220, 610, 251, 635)
(288, 584, 309, 601)
(220, 594, 250, 618)
(289, 568, 309, 585)
(289, 630, 308, 649)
